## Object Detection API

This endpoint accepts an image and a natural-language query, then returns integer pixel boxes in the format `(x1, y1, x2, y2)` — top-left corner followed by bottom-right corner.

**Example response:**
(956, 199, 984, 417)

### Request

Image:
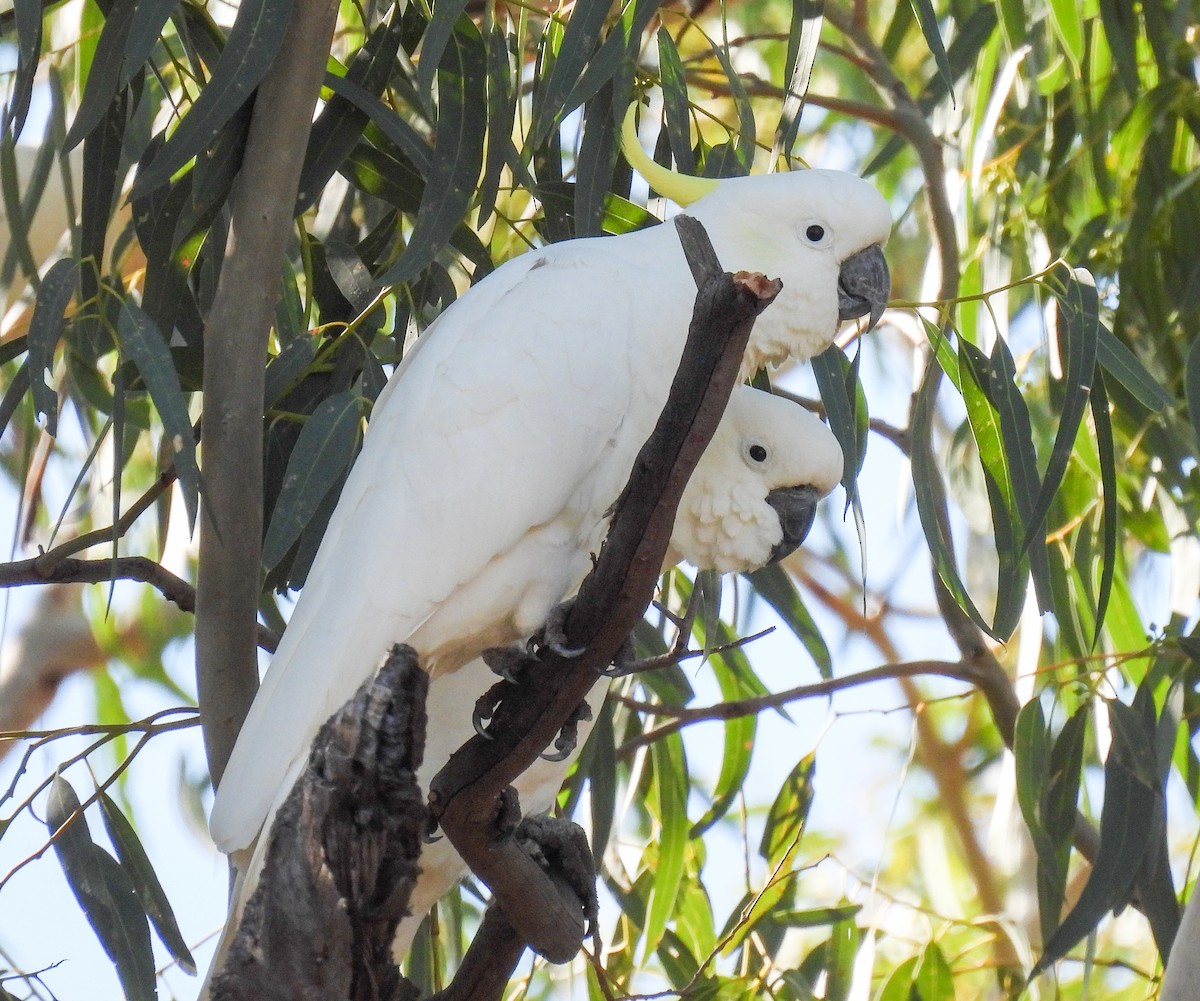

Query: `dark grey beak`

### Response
(837, 244, 890, 332)
(765, 485, 822, 564)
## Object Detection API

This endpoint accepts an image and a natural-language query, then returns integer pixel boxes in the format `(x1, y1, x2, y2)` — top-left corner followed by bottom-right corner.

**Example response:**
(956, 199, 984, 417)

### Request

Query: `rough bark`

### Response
(212, 646, 428, 1001)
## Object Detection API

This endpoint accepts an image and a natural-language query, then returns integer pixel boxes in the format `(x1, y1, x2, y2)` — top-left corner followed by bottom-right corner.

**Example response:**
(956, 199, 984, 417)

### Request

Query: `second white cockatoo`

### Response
(208, 112, 890, 948)
(393, 384, 844, 959)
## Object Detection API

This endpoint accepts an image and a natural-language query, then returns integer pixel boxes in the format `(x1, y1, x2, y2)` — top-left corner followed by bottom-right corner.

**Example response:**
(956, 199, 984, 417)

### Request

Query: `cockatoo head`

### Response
(622, 107, 892, 373)
(670, 386, 844, 574)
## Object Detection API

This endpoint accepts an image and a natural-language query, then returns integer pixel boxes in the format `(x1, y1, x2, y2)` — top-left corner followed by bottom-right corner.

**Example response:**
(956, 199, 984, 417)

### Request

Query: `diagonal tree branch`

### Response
(427, 217, 782, 965)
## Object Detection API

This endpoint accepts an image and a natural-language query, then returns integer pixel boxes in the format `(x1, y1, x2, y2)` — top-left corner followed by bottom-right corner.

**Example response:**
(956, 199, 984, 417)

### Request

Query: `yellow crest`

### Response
(620, 104, 720, 207)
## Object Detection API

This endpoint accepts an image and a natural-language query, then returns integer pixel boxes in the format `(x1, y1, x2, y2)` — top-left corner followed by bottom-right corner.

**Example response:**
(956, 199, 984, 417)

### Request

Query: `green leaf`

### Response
(759, 754, 815, 868)
(262, 391, 362, 572)
(27, 258, 78, 438)
(4, 0, 43, 136)
(745, 563, 831, 679)
(477, 24, 516, 227)
(1089, 372, 1118, 648)
(909, 0, 953, 101)
(1033, 700, 1158, 975)
(657, 28, 695, 174)
(297, 19, 406, 212)
(643, 731, 688, 958)
(813, 345, 864, 508)
(98, 792, 196, 974)
(824, 915, 860, 1001)
(374, 20, 486, 288)
(0, 362, 32, 441)
(958, 341, 1031, 635)
(707, 33, 755, 172)
(131, 0, 293, 198)
(774, 0, 824, 159)
(1047, 0, 1085, 73)
(64, 0, 137, 151)
(416, 0, 472, 101)
(1025, 268, 1099, 553)
(117, 302, 201, 527)
(121, 0, 177, 87)
(46, 777, 156, 1001)
(0, 122, 42, 293)
(914, 941, 954, 1001)
(532, 0, 613, 146)
(878, 956, 918, 1001)
(911, 359, 996, 637)
(1096, 321, 1172, 411)
(574, 87, 620, 237)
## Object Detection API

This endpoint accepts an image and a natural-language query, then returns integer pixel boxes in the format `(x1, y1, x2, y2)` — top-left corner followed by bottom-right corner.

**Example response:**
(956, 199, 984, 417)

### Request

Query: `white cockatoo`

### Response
(207, 114, 890, 967)
(394, 384, 844, 958)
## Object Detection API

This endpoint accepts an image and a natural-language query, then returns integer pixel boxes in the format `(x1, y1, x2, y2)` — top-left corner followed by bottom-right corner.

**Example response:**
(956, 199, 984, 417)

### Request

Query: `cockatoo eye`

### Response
(748, 443, 768, 463)
(803, 222, 829, 246)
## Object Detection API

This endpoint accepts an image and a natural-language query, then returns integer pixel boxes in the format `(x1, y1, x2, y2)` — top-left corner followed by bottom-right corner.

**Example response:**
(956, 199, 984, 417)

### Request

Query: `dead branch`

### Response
(212, 645, 428, 1001)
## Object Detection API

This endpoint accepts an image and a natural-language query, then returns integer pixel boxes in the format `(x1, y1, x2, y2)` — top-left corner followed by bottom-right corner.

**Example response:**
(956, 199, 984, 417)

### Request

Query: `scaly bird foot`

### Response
(540, 701, 594, 762)
(515, 814, 599, 939)
(531, 598, 587, 659)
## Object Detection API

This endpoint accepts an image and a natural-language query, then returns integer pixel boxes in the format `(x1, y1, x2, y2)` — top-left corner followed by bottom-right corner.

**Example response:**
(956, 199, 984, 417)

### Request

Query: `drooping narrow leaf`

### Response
(980, 336, 1053, 619)
(415, 0, 471, 102)
(707, 30, 755, 172)
(1047, 0, 1085, 73)
(642, 731, 688, 958)
(64, 0, 137, 151)
(1096, 321, 1172, 411)
(477, 24, 516, 227)
(574, 86, 620, 237)
(957, 341, 1027, 635)
(1033, 700, 1158, 975)
(1089, 371, 1118, 647)
(0, 363, 32, 439)
(24, 262, 76, 440)
(0, 122, 42, 292)
(561, 0, 661, 120)
(746, 562, 831, 678)
(909, 0, 954, 100)
(813, 345, 862, 509)
(46, 777, 156, 1001)
(911, 359, 996, 637)
(121, 0, 178, 87)
(759, 754, 815, 868)
(297, 18, 405, 212)
(262, 391, 362, 572)
(117, 302, 200, 526)
(532, 0, 612, 146)
(324, 73, 433, 179)
(657, 28, 695, 174)
(97, 792, 196, 974)
(5, 0, 44, 137)
(774, 0, 824, 159)
(131, 0, 293, 197)
(78, 84, 128, 344)
(375, 21, 487, 288)
(1025, 268, 1099, 550)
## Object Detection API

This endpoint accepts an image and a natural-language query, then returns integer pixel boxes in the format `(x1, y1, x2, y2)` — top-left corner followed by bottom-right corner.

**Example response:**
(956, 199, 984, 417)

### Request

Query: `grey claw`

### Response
(482, 645, 527, 683)
(538, 599, 587, 658)
(540, 701, 593, 760)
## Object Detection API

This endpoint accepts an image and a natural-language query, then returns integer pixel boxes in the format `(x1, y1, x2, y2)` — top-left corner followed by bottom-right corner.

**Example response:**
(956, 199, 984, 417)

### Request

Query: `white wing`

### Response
(210, 235, 689, 854)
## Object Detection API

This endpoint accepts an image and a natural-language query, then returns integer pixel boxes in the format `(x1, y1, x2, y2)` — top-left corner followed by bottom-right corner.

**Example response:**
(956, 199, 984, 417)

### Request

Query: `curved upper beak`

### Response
(765, 484, 822, 564)
(837, 245, 890, 333)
